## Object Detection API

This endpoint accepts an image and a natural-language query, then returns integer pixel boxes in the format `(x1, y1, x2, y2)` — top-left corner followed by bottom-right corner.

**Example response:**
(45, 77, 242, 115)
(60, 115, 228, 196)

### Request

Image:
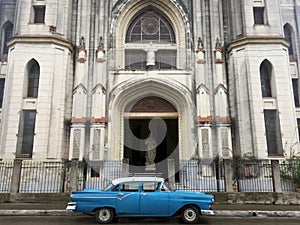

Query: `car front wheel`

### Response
(95, 207, 114, 224)
(181, 206, 200, 224)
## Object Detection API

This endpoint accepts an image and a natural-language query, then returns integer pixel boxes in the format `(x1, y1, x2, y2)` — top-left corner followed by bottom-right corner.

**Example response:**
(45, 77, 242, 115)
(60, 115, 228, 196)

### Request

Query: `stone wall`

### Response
(212, 192, 300, 205)
(1, 192, 300, 205)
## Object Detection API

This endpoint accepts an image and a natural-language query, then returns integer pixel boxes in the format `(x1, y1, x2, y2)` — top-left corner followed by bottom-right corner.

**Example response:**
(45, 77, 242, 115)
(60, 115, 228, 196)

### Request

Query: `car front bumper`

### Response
(201, 209, 215, 216)
(66, 202, 77, 211)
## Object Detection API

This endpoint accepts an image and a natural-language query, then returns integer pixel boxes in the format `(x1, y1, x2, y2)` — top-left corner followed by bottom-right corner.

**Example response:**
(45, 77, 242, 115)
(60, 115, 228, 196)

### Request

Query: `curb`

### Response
(0, 210, 300, 217)
(0, 210, 80, 216)
(214, 210, 300, 217)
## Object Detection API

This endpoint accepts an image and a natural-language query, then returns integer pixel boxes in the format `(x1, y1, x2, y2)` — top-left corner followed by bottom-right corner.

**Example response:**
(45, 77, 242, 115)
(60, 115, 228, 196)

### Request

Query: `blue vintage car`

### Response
(66, 177, 214, 224)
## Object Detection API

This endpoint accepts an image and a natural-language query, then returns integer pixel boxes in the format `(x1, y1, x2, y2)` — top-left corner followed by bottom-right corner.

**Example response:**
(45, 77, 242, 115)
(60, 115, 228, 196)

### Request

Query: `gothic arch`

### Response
(260, 59, 275, 98)
(196, 84, 210, 120)
(214, 84, 229, 121)
(24, 59, 40, 98)
(283, 23, 297, 61)
(108, 77, 196, 161)
(1, 21, 13, 62)
(112, 0, 188, 69)
(72, 84, 87, 120)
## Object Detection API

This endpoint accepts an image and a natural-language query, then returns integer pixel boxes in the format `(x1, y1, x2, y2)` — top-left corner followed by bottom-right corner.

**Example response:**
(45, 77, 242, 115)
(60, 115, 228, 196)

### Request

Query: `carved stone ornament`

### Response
(126, 96, 177, 112)
(77, 36, 86, 63)
(96, 36, 105, 63)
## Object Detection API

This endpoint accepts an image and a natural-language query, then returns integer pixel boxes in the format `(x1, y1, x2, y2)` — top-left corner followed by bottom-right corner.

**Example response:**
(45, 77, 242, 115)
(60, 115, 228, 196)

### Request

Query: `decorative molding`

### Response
(7, 35, 74, 52)
(71, 117, 87, 123)
(92, 83, 106, 94)
(214, 83, 228, 95)
(91, 117, 107, 123)
(126, 96, 177, 112)
(73, 84, 88, 94)
(197, 116, 211, 122)
(215, 116, 231, 122)
(227, 36, 289, 53)
(196, 84, 209, 94)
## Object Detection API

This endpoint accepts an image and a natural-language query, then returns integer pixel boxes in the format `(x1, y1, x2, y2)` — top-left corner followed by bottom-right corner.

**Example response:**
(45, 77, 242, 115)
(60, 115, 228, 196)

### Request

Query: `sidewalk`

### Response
(0, 203, 300, 217)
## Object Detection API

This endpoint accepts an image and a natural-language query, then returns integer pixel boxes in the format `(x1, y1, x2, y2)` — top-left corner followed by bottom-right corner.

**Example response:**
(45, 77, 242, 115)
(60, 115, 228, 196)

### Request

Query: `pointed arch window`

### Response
(125, 9, 177, 70)
(1, 22, 13, 62)
(260, 60, 273, 97)
(27, 60, 40, 98)
(126, 11, 175, 43)
(284, 24, 296, 61)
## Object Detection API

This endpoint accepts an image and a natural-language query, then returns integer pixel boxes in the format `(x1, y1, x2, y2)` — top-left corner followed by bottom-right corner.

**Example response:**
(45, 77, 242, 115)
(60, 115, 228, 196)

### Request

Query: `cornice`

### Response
(227, 36, 289, 53)
(7, 35, 74, 52)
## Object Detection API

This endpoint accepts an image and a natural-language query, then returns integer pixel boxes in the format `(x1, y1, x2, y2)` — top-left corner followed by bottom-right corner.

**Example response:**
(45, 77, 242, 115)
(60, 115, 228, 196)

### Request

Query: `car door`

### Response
(139, 181, 170, 216)
(116, 181, 140, 215)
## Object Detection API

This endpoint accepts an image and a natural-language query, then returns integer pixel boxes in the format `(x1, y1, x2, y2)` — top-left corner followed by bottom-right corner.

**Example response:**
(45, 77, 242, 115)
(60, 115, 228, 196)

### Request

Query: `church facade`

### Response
(0, 0, 299, 178)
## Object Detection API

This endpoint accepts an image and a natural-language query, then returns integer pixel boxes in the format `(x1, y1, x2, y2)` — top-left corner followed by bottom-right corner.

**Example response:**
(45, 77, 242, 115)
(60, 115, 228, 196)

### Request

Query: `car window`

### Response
(161, 182, 171, 192)
(142, 182, 160, 192)
(103, 183, 114, 191)
(111, 184, 119, 192)
(120, 182, 139, 192)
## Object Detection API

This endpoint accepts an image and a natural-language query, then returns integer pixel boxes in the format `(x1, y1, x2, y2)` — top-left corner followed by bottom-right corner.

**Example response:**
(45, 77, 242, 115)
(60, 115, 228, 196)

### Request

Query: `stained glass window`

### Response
(126, 11, 175, 44)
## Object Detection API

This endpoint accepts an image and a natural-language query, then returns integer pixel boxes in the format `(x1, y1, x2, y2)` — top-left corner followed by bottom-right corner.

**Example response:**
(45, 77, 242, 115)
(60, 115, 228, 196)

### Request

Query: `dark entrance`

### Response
(124, 118, 179, 179)
(123, 96, 179, 179)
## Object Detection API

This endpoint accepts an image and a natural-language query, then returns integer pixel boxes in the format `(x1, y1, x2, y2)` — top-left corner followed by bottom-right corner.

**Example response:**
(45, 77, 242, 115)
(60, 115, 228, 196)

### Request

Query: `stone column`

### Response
(223, 159, 233, 192)
(9, 159, 22, 202)
(271, 160, 282, 193)
(70, 159, 79, 191)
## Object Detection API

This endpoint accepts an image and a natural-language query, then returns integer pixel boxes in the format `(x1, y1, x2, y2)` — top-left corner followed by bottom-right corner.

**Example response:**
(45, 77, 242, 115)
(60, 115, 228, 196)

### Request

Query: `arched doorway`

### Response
(107, 78, 197, 176)
(123, 96, 179, 178)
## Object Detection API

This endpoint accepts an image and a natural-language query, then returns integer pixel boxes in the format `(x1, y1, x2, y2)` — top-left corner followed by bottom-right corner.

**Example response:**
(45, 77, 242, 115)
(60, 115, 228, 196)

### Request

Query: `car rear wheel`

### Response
(181, 206, 200, 224)
(95, 207, 114, 224)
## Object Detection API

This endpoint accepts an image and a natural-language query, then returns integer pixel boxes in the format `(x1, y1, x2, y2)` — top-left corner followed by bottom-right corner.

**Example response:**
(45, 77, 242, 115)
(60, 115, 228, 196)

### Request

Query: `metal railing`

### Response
(234, 162, 273, 192)
(19, 161, 66, 193)
(176, 160, 225, 192)
(0, 159, 300, 193)
(83, 161, 123, 190)
(0, 161, 13, 193)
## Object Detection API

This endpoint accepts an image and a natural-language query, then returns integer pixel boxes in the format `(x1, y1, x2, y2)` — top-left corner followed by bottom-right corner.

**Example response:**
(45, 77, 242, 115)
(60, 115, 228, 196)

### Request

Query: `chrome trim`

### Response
(201, 210, 214, 216)
(66, 202, 77, 211)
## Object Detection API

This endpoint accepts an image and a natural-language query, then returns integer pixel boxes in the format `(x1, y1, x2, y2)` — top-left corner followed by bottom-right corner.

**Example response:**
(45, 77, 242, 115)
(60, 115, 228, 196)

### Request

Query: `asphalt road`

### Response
(0, 216, 300, 225)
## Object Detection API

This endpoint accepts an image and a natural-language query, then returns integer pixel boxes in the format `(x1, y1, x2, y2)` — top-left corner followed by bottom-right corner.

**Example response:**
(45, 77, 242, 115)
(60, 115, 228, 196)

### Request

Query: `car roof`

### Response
(112, 177, 164, 185)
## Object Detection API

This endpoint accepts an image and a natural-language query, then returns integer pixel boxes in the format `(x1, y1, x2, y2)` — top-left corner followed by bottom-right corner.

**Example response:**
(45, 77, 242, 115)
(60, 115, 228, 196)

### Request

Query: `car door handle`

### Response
(118, 193, 124, 196)
(141, 193, 147, 197)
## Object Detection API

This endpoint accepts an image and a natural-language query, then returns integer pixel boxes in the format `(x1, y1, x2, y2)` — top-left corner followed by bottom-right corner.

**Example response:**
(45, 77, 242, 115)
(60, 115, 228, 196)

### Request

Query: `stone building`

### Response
(0, 0, 299, 179)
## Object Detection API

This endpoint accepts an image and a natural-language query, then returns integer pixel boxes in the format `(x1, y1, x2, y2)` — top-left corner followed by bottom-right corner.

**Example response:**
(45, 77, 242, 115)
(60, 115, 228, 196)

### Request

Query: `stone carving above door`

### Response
(126, 96, 177, 112)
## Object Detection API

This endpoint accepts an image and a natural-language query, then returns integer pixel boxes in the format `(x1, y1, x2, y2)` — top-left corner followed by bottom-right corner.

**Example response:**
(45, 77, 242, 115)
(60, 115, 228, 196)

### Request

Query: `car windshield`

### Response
(161, 181, 173, 191)
(102, 183, 114, 191)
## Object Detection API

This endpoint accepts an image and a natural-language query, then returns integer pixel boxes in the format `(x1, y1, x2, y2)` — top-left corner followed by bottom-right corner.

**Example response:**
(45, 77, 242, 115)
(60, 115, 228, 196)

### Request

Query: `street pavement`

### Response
(1, 216, 300, 225)
(0, 203, 300, 217)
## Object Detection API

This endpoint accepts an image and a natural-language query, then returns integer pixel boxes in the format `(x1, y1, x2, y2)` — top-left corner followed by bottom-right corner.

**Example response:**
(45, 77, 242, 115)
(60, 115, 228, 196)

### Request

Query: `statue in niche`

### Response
(144, 42, 157, 66)
(145, 133, 157, 167)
